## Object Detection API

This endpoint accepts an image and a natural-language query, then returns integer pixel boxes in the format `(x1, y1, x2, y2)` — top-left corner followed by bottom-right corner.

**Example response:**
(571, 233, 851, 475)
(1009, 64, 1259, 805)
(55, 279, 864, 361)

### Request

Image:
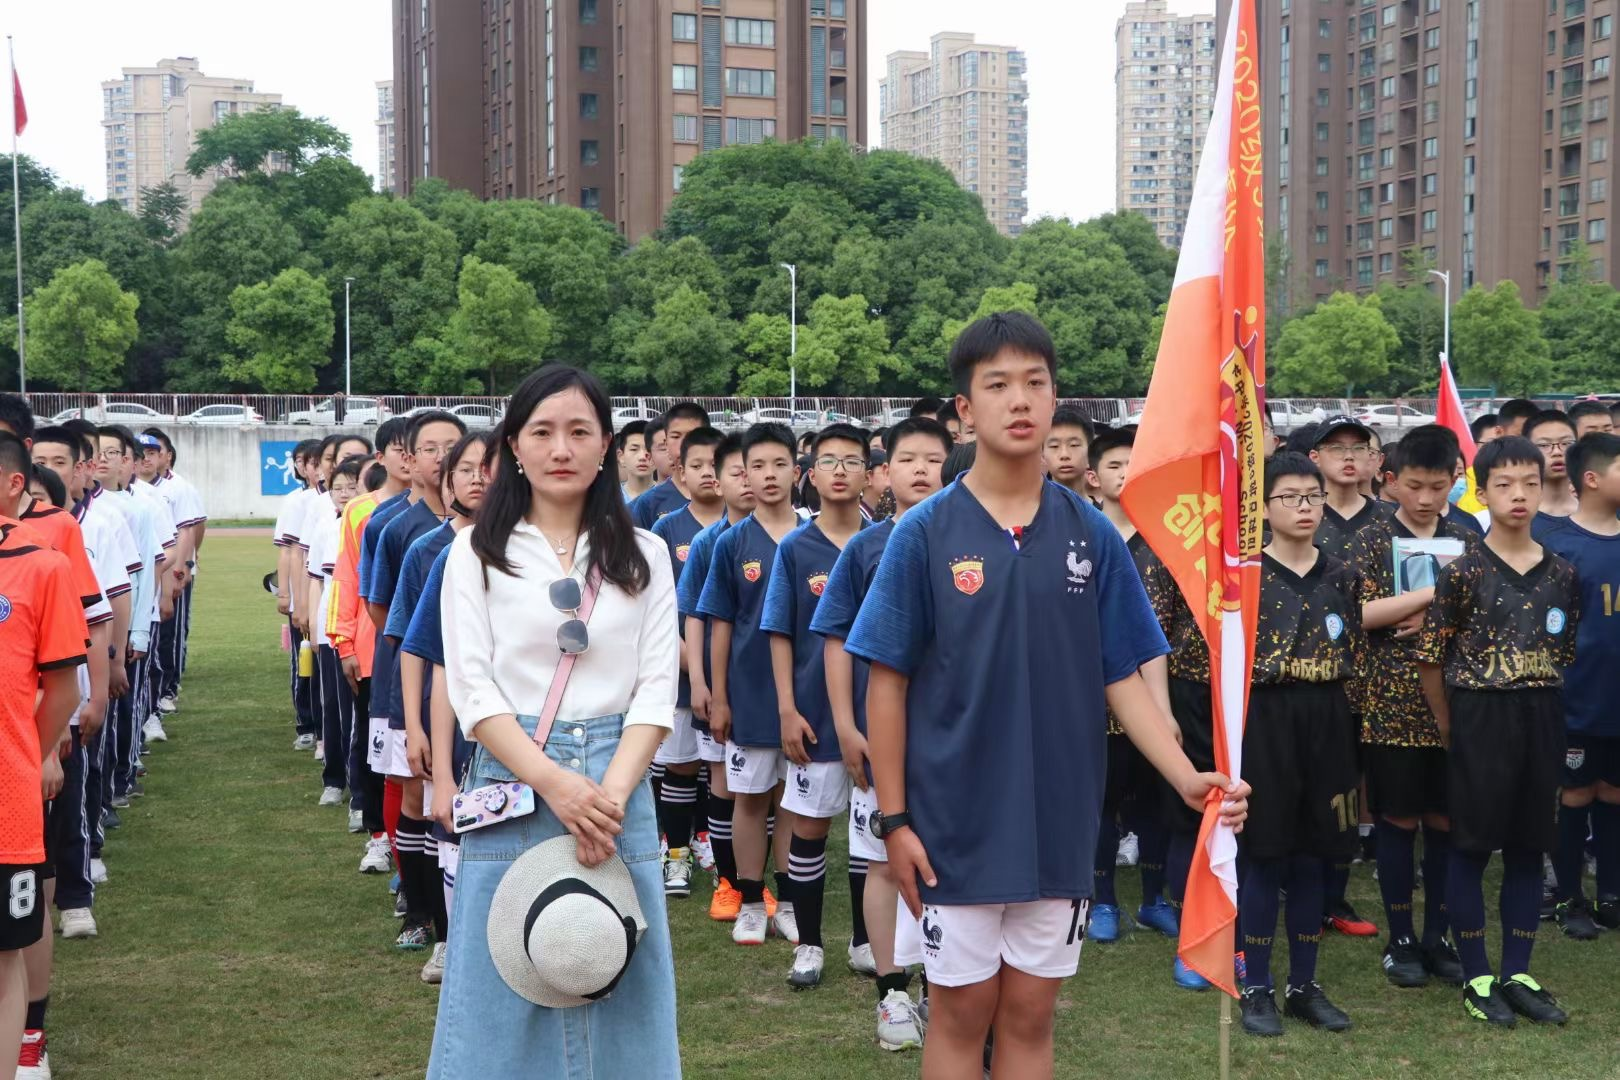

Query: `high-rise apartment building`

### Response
(100, 57, 282, 219)
(1219, 0, 1617, 314)
(1115, 2, 1218, 249)
(376, 80, 398, 193)
(393, 0, 866, 240)
(879, 32, 1029, 237)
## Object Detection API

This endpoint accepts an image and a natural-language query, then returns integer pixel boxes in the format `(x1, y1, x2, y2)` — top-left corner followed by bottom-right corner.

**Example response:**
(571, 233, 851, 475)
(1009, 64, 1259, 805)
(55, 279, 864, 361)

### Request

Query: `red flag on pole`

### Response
(11, 66, 24, 137)
(1120, 0, 1265, 998)
(1436, 358, 1476, 467)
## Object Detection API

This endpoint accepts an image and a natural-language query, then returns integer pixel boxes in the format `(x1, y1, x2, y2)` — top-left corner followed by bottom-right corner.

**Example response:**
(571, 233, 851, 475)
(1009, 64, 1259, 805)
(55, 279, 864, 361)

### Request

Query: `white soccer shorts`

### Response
(894, 897, 1091, 987)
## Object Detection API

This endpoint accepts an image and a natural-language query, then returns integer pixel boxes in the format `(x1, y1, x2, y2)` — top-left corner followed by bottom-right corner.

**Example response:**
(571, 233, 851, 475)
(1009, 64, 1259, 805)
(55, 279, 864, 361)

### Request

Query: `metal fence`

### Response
(21, 391, 1580, 437)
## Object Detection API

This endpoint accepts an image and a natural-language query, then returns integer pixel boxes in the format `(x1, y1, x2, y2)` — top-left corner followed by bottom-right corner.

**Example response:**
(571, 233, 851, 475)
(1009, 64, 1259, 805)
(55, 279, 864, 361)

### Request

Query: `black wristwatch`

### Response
(870, 810, 912, 840)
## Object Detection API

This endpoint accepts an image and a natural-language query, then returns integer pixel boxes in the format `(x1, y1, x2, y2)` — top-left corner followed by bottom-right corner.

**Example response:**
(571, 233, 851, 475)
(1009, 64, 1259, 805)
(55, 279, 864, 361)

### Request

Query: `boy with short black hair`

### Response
(1536, 432, 1620, 940)
(847, 312, 1247, 1078)
(1419, 436, 1577, 1027)
(1042, 408, 1094, 502)
(1471, 414, 1503, 445)
(1524, 411, 1579, 520)
(632, 403, 712, 528)
(679, 433, 758, 921)
(1346, 425, 1477, 991)
(761, 423, 872, 988)
(1567, 400, 1614, 439)
(616, 420, 654, 501)
(909, 396, 946, 420)
(651, 426, 726, 899)
(1497, 399, 1541, 437)
(698, 423, 803, 946)
(813, 416, 950, 1051)
(1237, 453, 1363, 1037)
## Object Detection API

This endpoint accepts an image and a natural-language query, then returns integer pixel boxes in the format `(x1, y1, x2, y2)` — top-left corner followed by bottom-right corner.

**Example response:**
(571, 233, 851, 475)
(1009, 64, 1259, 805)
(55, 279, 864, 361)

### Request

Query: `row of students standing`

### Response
(0, 396, 207, 1080)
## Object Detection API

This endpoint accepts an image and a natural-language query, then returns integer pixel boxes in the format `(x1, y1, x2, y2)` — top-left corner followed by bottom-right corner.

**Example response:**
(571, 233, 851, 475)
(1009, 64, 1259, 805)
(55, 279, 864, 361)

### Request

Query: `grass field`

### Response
(49, 534, 1620, 1078)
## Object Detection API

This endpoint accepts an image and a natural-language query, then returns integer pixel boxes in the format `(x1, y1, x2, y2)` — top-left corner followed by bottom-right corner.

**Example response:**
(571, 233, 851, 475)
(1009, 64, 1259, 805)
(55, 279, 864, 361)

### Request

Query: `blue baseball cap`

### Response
(137, 433, 162, 451)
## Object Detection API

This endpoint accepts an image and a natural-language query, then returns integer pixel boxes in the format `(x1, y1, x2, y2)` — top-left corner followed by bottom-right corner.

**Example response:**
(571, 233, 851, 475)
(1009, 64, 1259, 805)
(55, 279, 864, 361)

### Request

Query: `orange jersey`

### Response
(0, 520, 91, 863)
(329, 492, 380, 674)
(19, 501, 109, 625)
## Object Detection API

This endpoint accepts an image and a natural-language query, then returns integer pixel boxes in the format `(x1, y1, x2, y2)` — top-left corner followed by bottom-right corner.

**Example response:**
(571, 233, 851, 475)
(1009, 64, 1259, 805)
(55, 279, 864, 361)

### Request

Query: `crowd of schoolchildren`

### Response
(0, 394, 206, 1080)
(245, 315, 1620, 1078)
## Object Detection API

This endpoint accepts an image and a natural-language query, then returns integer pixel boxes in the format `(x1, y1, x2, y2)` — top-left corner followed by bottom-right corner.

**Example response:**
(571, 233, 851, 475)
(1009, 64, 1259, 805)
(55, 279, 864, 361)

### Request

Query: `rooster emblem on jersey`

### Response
(922, 912, 944, 949)
(1066, 551, 1093, 589)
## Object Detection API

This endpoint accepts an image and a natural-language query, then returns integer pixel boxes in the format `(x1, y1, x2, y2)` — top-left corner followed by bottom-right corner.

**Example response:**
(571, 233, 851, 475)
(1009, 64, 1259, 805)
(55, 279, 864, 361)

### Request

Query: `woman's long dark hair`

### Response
(471, 365, 651, 594)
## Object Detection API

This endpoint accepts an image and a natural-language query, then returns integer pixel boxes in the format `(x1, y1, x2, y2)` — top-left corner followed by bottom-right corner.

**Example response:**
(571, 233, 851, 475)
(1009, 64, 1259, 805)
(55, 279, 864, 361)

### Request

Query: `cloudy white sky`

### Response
(6, 1, 1163, 223)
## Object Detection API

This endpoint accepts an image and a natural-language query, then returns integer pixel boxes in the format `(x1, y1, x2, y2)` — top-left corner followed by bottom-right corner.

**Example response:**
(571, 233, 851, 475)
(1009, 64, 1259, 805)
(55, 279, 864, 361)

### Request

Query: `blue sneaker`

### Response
(388, 873, 401, 896)
(1088, 904, 1123, 943)
(1136, 899, 1180, 938)
(1173, 956, 1212, 991)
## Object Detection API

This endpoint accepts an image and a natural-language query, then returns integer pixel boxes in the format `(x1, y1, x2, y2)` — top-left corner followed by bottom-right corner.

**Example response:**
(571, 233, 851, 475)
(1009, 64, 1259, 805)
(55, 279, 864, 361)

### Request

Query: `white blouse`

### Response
(441, 522, 679, 737)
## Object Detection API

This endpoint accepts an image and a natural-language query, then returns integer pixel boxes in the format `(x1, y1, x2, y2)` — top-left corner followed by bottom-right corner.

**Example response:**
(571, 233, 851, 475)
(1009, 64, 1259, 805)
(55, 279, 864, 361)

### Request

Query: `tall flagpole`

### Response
(8, 37, 23, 395)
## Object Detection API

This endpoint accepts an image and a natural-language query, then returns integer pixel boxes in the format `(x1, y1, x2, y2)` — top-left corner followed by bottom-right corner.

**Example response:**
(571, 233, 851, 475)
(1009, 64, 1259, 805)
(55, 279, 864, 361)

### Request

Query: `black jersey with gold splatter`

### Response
(1105, 531, 1155, 735)
(1133, 534, 1210, 685)
(1315, 495, 1391, 564)
(1417, 546, 1579, 691)
(1346, 513, 1480, 747)
(1253, 552, 1363, 685)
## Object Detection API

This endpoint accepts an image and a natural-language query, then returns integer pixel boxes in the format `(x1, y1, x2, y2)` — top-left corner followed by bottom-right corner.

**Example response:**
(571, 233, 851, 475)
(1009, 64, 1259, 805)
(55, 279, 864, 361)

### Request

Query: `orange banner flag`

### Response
(1120, 0, 1266, 998)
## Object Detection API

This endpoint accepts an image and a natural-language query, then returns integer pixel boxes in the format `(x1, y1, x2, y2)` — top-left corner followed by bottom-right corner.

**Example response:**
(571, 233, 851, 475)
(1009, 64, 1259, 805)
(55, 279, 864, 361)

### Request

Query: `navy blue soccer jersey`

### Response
(652, 507, 712, 709)
(696, 515, 784, 747)
(844, 481, 1169, 906)
(385, 522, 454, 642)
(359, 492, 410, 600)
(630, 478, 689, 530)
(809, 518, 895, 743)
(400, 546, 471, 786)
(761, 518, 870, 763)
(677, 517, 733, 730)
(1539, 517, 1620, 736)
(367, 500, 443, 729)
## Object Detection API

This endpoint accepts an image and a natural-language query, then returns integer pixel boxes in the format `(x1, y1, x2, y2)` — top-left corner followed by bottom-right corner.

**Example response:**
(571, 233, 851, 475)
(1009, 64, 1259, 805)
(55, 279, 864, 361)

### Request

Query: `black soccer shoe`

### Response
(1555, 898, 1603, 941)
(1240, 986, 1284, 1037)
(1380, 936, 1429, 988)
(1284, 982, 1352, 1032)
(1462, 977, 1517, 1028)
(1420, 938, 1465, 986)
(1593, 894, 1620, 931)
(1500, 974, 1568, 1026)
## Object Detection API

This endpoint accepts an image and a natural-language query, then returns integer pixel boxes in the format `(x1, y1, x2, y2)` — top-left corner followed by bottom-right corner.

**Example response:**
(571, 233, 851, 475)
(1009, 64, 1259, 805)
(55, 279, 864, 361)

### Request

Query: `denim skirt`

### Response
(427, 713, 681, 1078)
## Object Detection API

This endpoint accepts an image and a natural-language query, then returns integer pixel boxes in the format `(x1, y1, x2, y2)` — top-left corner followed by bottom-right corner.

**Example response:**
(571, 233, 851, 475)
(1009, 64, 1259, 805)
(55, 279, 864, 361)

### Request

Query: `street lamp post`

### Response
(343, 277, 354, 397)
(780, 262, 797, 414)
(1428, 268, 1451, 373)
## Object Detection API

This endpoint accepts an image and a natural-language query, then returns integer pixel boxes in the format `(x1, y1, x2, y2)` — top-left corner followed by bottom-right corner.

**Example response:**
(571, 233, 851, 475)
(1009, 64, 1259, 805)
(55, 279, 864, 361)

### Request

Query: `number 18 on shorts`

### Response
(893, 898, 1091, 988)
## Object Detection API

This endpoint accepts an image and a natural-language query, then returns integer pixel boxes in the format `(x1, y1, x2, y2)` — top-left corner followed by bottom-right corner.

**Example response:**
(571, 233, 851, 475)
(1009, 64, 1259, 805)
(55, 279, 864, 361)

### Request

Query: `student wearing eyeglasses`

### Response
(1525, 411, 1580, 524)
(432, 366, 680, 1078)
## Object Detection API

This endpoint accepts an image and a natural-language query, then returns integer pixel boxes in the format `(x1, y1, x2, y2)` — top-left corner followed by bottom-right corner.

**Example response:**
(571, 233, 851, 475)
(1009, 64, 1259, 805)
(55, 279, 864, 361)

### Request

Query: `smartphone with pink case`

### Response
(452, 781, 536, 834)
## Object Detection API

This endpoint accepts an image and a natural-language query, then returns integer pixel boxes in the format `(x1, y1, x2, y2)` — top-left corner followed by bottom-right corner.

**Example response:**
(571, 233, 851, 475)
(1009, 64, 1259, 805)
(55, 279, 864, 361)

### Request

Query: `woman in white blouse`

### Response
(427, 366, 681, 1077)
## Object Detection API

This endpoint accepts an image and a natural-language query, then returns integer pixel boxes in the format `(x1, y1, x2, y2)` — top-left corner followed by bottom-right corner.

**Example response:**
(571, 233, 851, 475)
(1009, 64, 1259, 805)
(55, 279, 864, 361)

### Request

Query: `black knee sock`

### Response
(1239, 857, 1282, 989)
(849, 857, 869, 948)
(1167, 829, 1196, 911)
(423, 834, 448, 940)
(1420, 825, 1451, 946)
(1376, 820, 1418, 940)
(1285, 856, 1325, 987)
(1136, 816, 1169, 904)
(694, 769, 709, 829)
(789, 833, 828, 948)
(738, 877, 764, 905)
(1554, 802, 1590, 902)
(876, 971, 911, 1001)
(1093, 824, 1120, 906)
(659, 771, 698, 851)
(1447, 847, 1490, 981)
(1500, 847, 1542, 977)
(708, 796, 737, 884)
(26, 995, 46, 1031)
(1324, 860, 1351, 909)
(648, 762, 666, 829)
(1594, 801, 1620, 898)
(396, 816, 433, 928)
(774, 870, 792, 904)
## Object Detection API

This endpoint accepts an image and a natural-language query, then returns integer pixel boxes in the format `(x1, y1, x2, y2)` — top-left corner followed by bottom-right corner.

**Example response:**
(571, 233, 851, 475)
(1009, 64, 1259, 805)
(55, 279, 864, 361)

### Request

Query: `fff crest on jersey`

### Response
(950, 558, 984, 595)
(807, 572, 828, 596)
(742, 559, 762, 582)
(0, 594, 12, 622)
(675, 544, 690, 562)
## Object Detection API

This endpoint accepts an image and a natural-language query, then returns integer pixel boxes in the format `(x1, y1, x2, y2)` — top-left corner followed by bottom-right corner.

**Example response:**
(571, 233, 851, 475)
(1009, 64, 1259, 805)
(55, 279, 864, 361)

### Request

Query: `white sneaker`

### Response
(1116, 831, 1140, 867)
(848, 939, 877, 976)
(663, 848, 692, 898)
(318, 787, 344, 807)
(90, 858, 108, 885)
(877, 989, 924, 1051)
(421, 941, 447, 984)
(314, 740, 325, 763)
(771, 901, 800, 945)
(692, 832, 715, 872)
(292, 734, 315, 751)
(359, 836, 392, 874)
(348, 808, 365, 833)
(17, 1028, 50, 1079)
(157, 695, 178, 714)
(788, 944, 824, 989)
(732, 902, 768, 946)
(141, 715, 168, 743)
(59, 908, 97, 939)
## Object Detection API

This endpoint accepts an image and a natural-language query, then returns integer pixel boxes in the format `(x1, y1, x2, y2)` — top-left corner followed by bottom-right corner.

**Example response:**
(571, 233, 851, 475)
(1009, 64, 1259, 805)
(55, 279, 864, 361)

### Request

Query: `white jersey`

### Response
(304, 503, 342, 648)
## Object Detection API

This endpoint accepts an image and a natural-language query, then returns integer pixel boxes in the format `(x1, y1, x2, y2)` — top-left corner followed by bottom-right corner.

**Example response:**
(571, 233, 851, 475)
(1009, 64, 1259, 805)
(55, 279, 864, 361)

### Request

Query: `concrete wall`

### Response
(172, 425, 360, 521)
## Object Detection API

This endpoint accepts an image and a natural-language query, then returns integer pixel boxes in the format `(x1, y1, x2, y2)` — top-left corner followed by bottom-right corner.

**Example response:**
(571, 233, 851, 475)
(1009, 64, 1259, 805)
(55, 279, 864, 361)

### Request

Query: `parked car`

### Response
(1355, 403, 1437, 430)
(611, 405, 662, 426)
(282, 396, 392, 425)
(180, 404, 264, 425)
(738, 407, 798, 426)
(860, 406, 914, 429)
(406, 402, 504, 430)
(48, 401, 170, 425)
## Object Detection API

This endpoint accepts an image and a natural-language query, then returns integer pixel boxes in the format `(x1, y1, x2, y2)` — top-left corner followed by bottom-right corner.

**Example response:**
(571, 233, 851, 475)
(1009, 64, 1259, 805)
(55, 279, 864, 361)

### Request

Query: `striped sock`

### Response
(848, 857, 870, 948)
(789, 833, 829, 949)
(660, 771, 699, 851)
(708, 797, 737, 885)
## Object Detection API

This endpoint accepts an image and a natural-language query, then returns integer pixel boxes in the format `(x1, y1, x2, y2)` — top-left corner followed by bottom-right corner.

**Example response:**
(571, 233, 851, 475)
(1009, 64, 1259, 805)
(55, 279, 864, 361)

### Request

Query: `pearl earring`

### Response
(599, 459, 605, 471)
(516, 462, 524, 475)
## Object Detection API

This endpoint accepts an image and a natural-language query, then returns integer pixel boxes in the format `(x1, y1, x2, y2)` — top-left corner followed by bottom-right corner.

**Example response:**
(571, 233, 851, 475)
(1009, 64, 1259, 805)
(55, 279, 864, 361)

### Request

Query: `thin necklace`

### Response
(539, 528, 576, 556)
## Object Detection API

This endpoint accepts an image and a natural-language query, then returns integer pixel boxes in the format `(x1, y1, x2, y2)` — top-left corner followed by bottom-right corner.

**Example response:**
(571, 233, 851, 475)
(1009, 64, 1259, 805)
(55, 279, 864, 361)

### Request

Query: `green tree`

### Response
(444, 256, 555, 392)
(736, 295, 891, 395)
(1090, 211, 1178, 307)
(937, 282, 1041, 360)
(276, 156, 376, 247)
(24, 260, 139, 393)
(1371, 273, 1445, 396)
(471, 201, 620, 361)
(1451, 280, 1552, 396)
(186, 107, 350, 178)
(221, 267, 334, 392)
(734, 313, 796, 395)
(623, 284, 735, 394)
(1539, 248, 1620, 392)
(409, 178, 489, 256)
(1269, 292, 1399, 395)
(138, 181, 186, 242)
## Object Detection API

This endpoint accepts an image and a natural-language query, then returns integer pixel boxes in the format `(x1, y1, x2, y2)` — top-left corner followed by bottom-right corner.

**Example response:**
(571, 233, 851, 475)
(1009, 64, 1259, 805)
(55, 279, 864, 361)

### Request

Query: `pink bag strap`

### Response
(533, 568, 602, 751)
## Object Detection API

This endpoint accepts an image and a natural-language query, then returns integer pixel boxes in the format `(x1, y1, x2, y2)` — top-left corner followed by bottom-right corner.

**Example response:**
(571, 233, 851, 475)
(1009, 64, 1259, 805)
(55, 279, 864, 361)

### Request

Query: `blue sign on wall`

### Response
(260, 441, 302, 496)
